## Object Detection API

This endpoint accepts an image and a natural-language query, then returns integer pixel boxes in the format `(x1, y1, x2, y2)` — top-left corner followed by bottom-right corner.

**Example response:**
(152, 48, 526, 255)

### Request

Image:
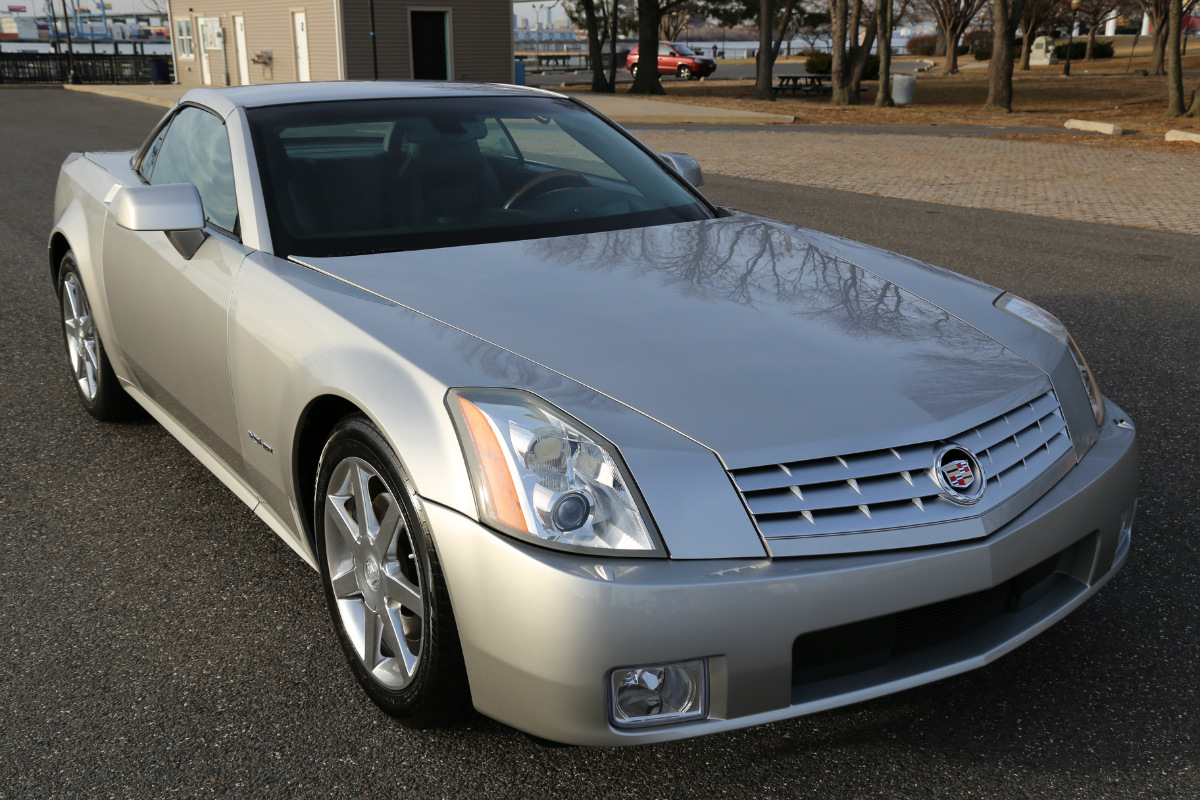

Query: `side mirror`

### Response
(111, 183, 204, 231)
(110, 183, 207, 259)
(659, 152, 704, 188)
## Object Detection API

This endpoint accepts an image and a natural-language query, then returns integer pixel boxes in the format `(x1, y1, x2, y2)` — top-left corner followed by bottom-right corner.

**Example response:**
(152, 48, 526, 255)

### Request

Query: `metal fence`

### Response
(0, 52, 173, 85)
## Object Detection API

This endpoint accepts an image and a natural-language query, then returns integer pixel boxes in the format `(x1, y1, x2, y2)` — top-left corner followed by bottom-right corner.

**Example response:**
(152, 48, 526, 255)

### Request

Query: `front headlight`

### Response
(995, 293, 1105, 426)
(447, 388, 660, 554)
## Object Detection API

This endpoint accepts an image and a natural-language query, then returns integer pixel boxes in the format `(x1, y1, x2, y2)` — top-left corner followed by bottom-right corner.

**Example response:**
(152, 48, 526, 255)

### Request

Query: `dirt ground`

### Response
(641, 41, 1200, 149)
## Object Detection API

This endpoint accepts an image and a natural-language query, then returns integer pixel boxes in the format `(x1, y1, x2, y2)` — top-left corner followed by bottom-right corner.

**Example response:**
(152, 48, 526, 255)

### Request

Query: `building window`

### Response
(176, 18, 194, 59)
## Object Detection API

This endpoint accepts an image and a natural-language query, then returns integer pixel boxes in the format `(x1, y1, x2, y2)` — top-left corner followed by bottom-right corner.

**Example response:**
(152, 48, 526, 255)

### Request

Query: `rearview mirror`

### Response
(110, 183, 207, 259)
(659, 152, 704, 188)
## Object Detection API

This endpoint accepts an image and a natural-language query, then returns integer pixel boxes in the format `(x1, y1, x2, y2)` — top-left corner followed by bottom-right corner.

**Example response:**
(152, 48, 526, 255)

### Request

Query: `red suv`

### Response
(626, 42, 717, 80)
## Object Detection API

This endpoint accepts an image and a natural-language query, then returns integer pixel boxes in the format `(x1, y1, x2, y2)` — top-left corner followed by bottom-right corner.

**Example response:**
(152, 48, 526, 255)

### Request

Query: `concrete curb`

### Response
(1064, 119, 1123, 135)
(1165, 129, 1200, 144)
(63, 83, 178, 108)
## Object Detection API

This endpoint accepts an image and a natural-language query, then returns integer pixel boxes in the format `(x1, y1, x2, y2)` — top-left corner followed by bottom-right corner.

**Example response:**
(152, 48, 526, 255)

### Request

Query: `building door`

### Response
(292, 11, 311, 81)
(234, 15, 250, 85)
(410, 10, 449, 80)
(198, 17, 218, 84)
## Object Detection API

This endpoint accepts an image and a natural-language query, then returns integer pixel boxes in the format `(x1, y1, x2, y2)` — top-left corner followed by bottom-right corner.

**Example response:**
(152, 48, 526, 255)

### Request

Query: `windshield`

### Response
(673, 44, 697, 56)
(246, 95, 713, 258)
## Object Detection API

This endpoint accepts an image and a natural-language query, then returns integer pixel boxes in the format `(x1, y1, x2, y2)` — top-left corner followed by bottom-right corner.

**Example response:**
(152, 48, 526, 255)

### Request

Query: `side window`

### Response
(478, 118, 519, 161)
(139, 121, 171, 179)
(657, 45, 672, 57)
(148, 106, 239, 235)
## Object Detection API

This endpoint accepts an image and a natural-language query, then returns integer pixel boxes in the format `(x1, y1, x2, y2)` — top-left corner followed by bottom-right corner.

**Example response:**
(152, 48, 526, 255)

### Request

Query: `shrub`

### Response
(974, 38, 1023, 61)
(907, 34, 937, 56)
(805, 51, 832, 74)
(863, 53, 880, 81)
(1053, 40, 1114, 59)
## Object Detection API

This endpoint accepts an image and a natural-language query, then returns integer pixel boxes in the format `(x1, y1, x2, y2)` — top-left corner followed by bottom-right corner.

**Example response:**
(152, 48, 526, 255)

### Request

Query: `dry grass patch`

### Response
(622, 50, 1200, 147)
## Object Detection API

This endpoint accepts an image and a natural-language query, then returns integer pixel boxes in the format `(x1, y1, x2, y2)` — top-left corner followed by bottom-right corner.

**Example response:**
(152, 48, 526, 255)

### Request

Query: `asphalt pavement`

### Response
(1, 88, 1197, 799)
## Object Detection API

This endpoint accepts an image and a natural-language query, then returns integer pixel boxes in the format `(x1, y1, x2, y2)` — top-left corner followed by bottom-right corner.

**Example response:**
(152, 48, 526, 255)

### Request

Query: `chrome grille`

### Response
(729, 391, 1073, 555)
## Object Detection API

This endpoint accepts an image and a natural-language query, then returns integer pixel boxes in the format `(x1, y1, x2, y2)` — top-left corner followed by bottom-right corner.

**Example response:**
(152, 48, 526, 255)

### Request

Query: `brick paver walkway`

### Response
(634, 131, 1200, 236)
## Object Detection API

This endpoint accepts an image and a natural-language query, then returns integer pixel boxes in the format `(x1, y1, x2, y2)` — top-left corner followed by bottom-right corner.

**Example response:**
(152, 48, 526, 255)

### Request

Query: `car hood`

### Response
(297, 215, 1048, 468)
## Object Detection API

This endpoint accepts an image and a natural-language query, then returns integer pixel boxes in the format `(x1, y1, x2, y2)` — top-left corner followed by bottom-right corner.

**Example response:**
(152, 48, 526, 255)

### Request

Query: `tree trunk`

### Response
(1019, 33, 1033, 69)
(1167, 0, 1184, 114)
(631, 0, 666, 93)
(581, 0, 613, 93)
(876, 0, 895, 106)
(829, 0, 854, 104)
(1085, 21, 1097, 59)
(945, 31, 961, 73)
(1150, 22, 1167, 75)
(847, 15, 879, 98)
(754, 0, 776, 99)
(608, 0, 619, 90)
(985, 0, 1024, 111)
(1187, 87, 1200, 116)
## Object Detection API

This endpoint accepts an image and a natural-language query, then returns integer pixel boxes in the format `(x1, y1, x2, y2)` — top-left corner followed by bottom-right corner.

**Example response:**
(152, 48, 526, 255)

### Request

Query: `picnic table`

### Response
(536, 53, 586, 69)
(775, 73, 832, 95)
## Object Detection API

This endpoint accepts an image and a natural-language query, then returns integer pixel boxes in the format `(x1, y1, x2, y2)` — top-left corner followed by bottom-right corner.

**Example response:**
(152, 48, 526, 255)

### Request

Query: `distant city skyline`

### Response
(512, 2, 564, 30)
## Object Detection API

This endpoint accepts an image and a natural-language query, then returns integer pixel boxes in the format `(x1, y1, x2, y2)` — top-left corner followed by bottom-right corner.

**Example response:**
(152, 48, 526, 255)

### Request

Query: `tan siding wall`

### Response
(339, 0, 512, 82)
(448, 0, 512, 82)
(170, 0, 342, 87)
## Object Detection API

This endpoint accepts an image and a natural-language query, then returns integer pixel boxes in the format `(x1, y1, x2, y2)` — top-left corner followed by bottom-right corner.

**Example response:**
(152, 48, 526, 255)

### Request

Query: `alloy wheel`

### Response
(323, 456, 425, 690)
(61, 271, 99, 402)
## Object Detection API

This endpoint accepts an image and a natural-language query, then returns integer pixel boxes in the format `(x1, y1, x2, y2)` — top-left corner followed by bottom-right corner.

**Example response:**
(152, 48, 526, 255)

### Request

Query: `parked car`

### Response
(626, 42, 717, 79)
(49, 81, 1137, 747)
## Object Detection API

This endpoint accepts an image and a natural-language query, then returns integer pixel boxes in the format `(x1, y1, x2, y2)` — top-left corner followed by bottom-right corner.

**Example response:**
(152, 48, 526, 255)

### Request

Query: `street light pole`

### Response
(1063, 0, 1081, 76)
(59, 0, 79, 84)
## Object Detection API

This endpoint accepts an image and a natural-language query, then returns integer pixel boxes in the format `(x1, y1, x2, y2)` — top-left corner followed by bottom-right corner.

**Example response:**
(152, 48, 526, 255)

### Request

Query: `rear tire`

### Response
(314, 414, 470, 728)
(630, 64, 639, 79)
(57, 251, 140, 421)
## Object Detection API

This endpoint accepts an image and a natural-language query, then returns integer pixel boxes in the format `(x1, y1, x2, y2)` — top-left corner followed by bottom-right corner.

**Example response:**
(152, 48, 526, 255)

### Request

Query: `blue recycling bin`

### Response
(513, 59, 526, 86)
(150, 58, 170, 85)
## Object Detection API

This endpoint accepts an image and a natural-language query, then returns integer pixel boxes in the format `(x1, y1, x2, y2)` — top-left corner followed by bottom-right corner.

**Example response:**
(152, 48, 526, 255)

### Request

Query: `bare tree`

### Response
(921, 0, 988, 72)
(1073, 0, 1116, 59)
(570, 0, 614, 91)
(984, 0, 1025, 111)
(1137, 0, 1170, 74)
(632, 0, 691, 93)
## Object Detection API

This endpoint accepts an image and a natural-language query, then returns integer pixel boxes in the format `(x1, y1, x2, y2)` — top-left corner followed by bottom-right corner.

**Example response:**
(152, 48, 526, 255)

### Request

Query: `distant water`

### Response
(647, 38, 911, 58)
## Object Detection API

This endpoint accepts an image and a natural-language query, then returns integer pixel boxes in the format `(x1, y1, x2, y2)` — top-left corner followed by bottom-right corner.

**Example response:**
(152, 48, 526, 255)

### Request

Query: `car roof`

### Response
(179, 81, 565, 118)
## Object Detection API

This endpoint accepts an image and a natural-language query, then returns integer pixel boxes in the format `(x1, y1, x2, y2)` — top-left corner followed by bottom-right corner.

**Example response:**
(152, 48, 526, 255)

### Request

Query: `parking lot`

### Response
(1, 88, 1197, 799)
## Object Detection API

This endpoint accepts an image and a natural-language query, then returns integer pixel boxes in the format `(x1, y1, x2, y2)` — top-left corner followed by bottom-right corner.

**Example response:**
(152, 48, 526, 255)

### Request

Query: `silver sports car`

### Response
(49, 82, 1138, 746)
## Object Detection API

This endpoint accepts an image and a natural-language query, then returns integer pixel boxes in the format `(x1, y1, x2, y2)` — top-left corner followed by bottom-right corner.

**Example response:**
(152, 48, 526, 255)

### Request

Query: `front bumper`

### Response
(430, 399, 1137, 746)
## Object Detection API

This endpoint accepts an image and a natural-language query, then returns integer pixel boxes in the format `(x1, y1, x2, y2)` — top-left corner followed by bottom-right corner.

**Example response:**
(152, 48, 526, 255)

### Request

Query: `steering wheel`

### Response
(503, 169, 590, 210)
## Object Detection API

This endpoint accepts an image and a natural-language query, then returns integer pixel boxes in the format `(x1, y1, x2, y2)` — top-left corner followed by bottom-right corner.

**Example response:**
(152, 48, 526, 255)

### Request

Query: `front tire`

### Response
(678, 64, 693, 80)
(57, 251, 139, 421)
(314, 414, 469, 728)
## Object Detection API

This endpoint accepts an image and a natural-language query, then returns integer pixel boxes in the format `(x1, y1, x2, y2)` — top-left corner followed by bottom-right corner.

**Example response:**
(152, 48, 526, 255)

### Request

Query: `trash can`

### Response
(891, 73, 915, 105)
(513, 59, 526, 86)
(150, 57, 170, 85)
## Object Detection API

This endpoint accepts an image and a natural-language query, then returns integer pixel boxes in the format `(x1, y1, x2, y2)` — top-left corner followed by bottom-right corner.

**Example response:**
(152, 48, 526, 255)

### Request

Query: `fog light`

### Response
(609, 659, 707, 728)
